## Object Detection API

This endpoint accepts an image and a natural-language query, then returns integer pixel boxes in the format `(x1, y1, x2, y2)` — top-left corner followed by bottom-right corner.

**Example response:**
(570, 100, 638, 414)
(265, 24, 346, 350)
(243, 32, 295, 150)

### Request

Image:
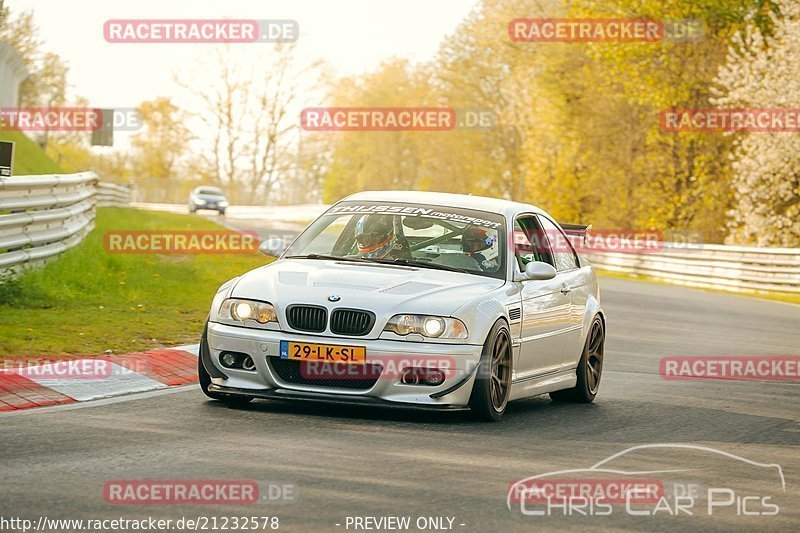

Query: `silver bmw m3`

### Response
(199, 191, 605, 421)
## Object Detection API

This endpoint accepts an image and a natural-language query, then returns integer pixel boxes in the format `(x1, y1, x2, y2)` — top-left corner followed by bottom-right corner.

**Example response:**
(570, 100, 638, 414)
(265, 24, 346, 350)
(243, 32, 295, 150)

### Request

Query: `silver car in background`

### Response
(199, 191, 605, 421)
(189, 186, 229, 215)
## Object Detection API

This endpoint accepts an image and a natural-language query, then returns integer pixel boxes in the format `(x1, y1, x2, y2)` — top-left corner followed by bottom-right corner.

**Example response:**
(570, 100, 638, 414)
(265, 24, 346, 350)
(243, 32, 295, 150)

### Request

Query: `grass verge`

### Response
(0, 207, 268, 356)
(0, 130, 64, 175)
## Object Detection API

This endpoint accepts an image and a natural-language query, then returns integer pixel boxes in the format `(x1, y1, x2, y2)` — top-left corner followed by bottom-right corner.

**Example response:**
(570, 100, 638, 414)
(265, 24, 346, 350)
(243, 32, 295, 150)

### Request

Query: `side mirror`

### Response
(519, 261, 557, 281)
(259, 238, 287, 258)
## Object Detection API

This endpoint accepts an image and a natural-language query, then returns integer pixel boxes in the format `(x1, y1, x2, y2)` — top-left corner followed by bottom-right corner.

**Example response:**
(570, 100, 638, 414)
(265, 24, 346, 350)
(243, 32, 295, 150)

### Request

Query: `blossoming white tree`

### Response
(713, 0, 800, 246)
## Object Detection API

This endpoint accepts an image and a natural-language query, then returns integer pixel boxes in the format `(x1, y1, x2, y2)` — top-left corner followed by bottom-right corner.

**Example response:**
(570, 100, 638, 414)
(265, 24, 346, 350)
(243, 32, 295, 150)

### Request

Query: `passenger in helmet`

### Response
(462, 226, 497, 270)
(354, 214, 409, 260)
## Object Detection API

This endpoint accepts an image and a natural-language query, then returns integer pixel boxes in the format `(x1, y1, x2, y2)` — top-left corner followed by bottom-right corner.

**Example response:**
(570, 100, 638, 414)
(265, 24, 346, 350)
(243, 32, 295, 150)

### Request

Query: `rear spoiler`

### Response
(560, 223, 592, 246)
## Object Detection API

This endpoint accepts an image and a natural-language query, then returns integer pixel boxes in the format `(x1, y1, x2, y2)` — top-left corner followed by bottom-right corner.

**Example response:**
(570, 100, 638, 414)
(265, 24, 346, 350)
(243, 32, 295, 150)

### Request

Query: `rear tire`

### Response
(199, 325, 253, 404)
(469, 321, 512, 422)
(550, 315, 604, 403)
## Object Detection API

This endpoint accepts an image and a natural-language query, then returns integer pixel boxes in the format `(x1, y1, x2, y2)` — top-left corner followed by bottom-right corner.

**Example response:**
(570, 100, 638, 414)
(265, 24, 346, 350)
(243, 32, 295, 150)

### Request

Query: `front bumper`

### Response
(206, 322, 483, 408)
(207, 385, 471, 412)
(191, 201, 225, 211)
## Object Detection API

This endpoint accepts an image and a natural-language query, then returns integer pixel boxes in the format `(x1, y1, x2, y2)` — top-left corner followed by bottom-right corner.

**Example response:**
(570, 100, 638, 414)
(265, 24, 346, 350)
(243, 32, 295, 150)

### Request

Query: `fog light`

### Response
(424, 369, 445, 386)
(242, 356, 256, 371)
(220, 352, 237, 368)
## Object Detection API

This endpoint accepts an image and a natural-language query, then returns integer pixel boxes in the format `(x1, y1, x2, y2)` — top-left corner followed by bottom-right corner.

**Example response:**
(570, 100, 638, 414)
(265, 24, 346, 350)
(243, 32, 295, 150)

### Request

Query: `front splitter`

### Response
(207, 384, 471, 412)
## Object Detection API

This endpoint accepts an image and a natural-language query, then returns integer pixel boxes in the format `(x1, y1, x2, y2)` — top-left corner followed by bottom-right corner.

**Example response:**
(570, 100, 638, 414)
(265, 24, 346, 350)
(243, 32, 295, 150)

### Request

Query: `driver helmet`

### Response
(355, 214, 397, 259)
(462, 226, 495, 254)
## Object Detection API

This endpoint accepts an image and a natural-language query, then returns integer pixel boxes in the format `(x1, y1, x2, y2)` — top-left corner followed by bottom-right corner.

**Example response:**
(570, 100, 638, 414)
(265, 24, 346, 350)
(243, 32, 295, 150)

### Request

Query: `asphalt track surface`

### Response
(2, 215, 799, 532)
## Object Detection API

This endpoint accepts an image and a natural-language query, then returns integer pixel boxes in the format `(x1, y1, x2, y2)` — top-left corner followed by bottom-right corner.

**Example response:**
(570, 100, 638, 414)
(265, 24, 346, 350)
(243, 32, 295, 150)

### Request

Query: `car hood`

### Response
(231, 258, 505, 318)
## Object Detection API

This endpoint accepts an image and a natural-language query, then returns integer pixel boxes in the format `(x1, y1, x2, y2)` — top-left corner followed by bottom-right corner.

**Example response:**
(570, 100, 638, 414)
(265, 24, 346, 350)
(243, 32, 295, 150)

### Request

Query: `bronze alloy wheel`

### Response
(550, 315, 605, 403)
(585, 318, 604, 395)
(490, 329, 512, 412)
(469, 321, 514, 421)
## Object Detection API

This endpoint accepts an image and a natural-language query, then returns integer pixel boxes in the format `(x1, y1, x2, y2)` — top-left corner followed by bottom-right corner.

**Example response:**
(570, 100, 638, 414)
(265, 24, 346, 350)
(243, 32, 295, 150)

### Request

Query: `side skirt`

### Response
(509, 368, 577, 402)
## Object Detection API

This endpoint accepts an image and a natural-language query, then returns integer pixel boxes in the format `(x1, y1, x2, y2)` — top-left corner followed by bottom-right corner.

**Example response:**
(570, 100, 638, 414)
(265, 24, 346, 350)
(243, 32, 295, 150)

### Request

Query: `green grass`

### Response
(0, 207, 269, 356)
(0, 130, 64, 175)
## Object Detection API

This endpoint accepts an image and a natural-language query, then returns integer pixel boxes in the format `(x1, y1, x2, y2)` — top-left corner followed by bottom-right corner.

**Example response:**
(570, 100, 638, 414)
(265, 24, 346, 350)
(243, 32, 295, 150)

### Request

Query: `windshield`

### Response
(196, 187, 225, 196)
(285, 201, 507, 279)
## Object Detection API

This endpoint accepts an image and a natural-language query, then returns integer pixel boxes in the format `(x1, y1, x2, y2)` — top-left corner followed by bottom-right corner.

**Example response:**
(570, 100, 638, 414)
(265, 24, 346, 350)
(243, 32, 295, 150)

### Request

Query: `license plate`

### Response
(280, 341, 366, 365)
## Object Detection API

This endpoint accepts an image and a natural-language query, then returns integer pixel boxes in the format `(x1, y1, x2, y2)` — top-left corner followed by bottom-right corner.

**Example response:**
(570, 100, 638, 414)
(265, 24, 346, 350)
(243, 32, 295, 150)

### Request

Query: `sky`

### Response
(8, 0, 480, 109)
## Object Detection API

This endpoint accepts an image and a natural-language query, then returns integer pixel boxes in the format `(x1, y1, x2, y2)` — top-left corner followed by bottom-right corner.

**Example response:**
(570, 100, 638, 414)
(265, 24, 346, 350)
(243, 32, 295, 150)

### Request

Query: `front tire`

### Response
(199, 325, 253, 404)
(550, 315, 604, 403)
(469, 321, 512, 422)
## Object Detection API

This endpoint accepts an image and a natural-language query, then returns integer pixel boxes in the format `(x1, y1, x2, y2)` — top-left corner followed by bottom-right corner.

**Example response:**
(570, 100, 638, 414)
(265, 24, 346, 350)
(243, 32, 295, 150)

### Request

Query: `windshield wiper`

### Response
(284, 254, 373, 264)
(287, 254, 472, 274)
(372, 258, 471, 274)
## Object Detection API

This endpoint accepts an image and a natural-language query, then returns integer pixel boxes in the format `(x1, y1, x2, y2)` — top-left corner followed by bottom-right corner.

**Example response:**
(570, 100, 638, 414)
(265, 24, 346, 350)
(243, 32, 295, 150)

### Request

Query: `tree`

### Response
(321, 58, 436, 202)
(0, 8, 41, 67)
(177, 44, 316, 204)
(290, 131, 333, 203)
(0, 8, 70, 150)
(559, 0, 776, 239)
(130, 97, 192, 202)
(713, 0, 800, 246)
(309, 0, 789, 246)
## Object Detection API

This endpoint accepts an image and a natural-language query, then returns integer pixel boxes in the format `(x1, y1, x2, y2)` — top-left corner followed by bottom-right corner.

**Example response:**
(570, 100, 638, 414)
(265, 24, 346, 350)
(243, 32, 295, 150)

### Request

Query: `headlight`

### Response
(194, 198, 207, 205)
(384, 314, 468, 339)
(218, 200, 229, 206)
(218, 298, 276, 325)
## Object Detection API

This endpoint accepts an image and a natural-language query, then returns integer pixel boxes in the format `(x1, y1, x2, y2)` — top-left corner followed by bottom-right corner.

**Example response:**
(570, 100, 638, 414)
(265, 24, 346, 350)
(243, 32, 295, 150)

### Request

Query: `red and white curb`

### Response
(0, 344, 200, 412)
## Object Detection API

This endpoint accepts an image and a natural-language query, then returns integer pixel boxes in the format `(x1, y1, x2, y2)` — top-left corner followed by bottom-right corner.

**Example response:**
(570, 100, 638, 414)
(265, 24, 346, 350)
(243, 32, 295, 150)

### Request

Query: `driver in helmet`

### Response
(462, 226, 497, 270)
(354, 214, 410, 260)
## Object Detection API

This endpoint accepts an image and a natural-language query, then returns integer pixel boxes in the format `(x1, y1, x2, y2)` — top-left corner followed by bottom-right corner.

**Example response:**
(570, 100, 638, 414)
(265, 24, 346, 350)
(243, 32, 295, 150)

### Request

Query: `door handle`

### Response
(560, 283, 572, 294)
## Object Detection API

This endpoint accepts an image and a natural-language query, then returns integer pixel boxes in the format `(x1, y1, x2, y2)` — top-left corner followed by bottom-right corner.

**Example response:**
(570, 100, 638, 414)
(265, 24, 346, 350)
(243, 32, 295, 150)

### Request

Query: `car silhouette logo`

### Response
(328, 295, 341, 302)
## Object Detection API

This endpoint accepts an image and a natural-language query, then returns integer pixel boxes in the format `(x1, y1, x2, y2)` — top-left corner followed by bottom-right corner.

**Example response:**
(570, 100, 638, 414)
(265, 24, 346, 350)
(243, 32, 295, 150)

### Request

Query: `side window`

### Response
(513, 216, 555, 270)
(537, 215, 579, 271)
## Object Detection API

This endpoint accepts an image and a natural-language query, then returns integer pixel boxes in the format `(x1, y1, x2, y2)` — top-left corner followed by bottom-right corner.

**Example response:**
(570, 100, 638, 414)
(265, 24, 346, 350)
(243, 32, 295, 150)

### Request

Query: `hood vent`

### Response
(381, 281, 441, 295)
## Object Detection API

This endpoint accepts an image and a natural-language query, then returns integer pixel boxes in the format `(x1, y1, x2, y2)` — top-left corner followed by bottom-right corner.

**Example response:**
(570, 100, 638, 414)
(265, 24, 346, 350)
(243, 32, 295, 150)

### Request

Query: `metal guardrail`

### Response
(0, 172, 130, 274)
(96, 182, 132, 207)
(3, 182, 800, 296)
(585, 243, 800, 294)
